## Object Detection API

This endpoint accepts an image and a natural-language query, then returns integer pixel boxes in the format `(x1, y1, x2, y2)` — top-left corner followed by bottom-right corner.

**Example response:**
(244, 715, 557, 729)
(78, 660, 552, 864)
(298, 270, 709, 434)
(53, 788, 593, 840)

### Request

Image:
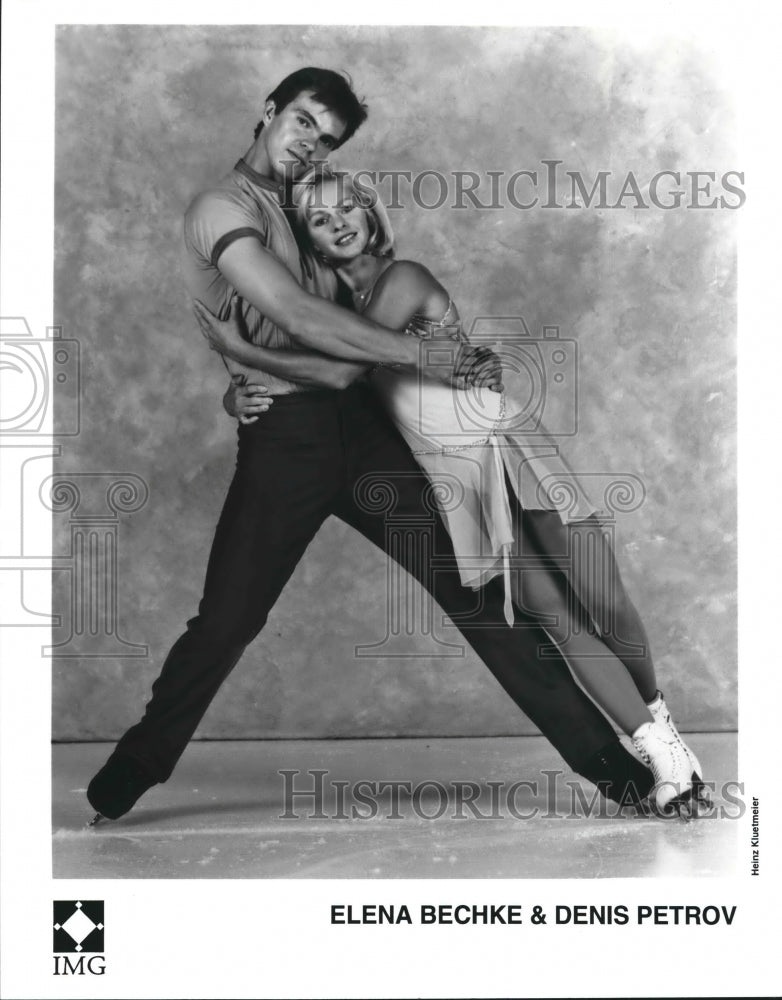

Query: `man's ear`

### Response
(263, 99, 276, 124)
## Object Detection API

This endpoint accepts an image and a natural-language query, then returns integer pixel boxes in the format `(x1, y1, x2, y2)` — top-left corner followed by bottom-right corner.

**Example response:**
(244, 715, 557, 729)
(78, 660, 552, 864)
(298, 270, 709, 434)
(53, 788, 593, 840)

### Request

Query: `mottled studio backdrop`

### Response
(52, 25, 736, 740)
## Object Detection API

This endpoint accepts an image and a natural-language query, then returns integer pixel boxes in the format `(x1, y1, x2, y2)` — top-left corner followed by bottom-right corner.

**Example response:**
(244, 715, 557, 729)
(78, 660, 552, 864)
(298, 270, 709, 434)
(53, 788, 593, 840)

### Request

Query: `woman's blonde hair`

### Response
(291, 164, 395, 260)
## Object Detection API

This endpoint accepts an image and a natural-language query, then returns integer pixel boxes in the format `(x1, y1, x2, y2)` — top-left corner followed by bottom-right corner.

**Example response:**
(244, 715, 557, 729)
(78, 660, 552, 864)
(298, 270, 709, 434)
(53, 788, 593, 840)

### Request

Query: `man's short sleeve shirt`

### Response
(183, 159, 336, 393)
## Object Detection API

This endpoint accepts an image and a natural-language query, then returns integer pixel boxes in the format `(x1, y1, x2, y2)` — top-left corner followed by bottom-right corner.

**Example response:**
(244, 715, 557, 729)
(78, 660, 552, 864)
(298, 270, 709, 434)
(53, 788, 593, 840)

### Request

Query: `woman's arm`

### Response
(194, 298, 369, 390)
(361, 260, 449, 329)
(360, 262, 501, 391)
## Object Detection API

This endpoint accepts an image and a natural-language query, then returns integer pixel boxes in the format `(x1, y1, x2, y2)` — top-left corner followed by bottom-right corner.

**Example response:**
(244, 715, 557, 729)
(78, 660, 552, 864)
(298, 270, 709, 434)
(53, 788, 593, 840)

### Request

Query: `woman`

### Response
(194, 166, 709, 817)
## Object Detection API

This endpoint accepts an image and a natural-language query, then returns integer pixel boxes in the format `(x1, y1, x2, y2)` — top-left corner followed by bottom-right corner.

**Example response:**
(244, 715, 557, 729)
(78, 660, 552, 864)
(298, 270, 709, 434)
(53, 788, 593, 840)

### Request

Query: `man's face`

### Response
(260, 91, 347, 181)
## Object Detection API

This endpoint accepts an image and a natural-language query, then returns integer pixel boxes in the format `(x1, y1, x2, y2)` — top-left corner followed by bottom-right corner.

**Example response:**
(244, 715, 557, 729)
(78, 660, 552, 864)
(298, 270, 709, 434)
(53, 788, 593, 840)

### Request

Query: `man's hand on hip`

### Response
(223, 378, 275, 424)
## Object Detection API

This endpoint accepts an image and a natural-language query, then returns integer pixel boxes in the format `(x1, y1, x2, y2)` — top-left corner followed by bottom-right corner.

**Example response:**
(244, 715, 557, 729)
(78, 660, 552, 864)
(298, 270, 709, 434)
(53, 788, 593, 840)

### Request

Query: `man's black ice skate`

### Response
(87, 751, 157, 822)
(581, 739, 655, 806)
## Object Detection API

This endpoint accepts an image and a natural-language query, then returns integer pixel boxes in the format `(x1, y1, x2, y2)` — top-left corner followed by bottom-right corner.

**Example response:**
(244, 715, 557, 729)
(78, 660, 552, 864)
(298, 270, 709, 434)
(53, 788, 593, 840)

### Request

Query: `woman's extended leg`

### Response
(509, 545, 653, 736)
(515, 508, 707, 808)
(509, 535, 703, 813)
(523, 510, 659, 705)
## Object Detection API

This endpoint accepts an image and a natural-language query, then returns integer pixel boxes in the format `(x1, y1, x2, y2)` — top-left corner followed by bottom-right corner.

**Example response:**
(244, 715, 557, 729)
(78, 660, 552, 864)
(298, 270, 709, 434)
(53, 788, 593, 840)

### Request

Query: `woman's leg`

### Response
(514, 508, 704, 811)
(511, 551, 653, 736)
(523, 510, 659, 705)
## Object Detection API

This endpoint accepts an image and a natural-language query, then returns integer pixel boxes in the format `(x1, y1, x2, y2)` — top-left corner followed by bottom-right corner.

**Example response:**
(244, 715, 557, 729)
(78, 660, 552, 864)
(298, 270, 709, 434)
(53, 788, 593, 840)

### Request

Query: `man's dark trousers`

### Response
(112, 381, 636, 789)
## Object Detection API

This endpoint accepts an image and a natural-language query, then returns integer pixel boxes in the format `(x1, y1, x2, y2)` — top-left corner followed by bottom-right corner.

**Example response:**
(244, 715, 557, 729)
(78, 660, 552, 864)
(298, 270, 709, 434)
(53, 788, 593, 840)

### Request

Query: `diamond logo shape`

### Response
(53, 901, 104, 953)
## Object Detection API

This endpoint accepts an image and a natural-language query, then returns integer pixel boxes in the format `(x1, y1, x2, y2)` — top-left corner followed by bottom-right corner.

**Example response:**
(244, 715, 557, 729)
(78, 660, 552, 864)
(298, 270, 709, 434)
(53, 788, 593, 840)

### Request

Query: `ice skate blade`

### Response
(655, 769, 717, 820)
(688, 796, 715, 818)
(692, 780, 715, 813)
(87, 812, 107, 828)
(661, 795, 695, 821)
(656, 782, 699, 821)
(689, 770, 716, 815)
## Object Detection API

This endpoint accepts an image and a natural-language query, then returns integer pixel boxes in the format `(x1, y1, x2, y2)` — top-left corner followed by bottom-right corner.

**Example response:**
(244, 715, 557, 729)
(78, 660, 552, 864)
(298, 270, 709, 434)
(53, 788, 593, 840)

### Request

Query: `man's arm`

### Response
(225, 344, 367, 389)
(217, 237, 421, 367)
(216, 238, 501, 388)
(216, 339, 367, 389)
(194, 297, 369, 389)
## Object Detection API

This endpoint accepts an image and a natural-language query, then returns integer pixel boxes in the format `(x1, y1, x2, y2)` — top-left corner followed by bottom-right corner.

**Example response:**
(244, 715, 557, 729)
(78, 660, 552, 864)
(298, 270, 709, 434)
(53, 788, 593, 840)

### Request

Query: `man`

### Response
(87, 67, 652, 822)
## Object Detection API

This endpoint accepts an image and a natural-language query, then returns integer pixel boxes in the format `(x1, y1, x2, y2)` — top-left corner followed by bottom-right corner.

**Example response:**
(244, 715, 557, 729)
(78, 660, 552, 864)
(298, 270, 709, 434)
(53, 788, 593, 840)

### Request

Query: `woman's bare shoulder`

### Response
(378, 259, 450, 312)
(364, 258, 453, 331)
(381, 259, 440, 294)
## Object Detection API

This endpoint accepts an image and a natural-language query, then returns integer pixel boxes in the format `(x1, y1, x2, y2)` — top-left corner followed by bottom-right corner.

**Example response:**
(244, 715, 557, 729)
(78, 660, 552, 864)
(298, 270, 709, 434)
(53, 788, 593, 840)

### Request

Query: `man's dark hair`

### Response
(253, 67, 368, 147)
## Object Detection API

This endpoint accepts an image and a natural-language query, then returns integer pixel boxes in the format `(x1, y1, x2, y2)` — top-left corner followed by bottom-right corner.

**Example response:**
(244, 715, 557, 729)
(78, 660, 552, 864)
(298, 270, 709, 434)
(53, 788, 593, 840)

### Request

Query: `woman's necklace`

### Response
(350, 259, 391, 308)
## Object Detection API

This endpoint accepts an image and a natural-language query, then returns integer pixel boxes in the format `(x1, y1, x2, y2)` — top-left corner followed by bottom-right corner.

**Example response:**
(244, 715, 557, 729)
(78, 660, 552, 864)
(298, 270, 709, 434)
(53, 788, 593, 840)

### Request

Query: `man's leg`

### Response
(333, 386, 653, 803)
(88, 394, 343, 818)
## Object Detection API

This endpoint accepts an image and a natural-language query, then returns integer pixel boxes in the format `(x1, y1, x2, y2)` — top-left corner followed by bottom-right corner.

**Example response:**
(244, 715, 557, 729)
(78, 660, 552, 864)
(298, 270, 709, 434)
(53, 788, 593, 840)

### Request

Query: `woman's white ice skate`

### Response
(647, 692, 713, 813)
(631, 720, 698, 818)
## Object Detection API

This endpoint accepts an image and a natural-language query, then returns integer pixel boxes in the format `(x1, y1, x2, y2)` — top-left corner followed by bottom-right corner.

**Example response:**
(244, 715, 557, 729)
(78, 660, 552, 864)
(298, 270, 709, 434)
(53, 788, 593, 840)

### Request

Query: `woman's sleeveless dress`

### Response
(369, 297, 595, 626)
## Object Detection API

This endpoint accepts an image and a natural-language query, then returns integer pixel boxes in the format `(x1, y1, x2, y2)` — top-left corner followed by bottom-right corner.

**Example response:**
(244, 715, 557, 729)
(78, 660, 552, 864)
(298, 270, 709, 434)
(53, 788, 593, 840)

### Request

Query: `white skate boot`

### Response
(647, 691, 701, 776)
(631, 720, 696, 817)
(647, 691, 712, 812)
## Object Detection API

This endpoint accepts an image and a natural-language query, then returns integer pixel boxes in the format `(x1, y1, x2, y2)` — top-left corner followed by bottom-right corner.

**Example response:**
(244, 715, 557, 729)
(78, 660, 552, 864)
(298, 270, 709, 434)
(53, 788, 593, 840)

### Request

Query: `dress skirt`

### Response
(370, 363, 596, 623)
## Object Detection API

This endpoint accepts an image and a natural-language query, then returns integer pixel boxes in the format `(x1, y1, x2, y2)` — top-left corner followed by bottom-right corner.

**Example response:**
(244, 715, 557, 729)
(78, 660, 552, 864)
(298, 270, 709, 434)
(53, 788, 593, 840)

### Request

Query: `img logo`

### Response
(53, 901, 105, 976)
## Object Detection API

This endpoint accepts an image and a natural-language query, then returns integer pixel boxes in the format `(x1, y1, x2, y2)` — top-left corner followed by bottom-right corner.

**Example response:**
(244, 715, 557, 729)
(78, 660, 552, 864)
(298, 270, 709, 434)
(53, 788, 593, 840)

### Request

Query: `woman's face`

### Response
(305, 178, 370, 264)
